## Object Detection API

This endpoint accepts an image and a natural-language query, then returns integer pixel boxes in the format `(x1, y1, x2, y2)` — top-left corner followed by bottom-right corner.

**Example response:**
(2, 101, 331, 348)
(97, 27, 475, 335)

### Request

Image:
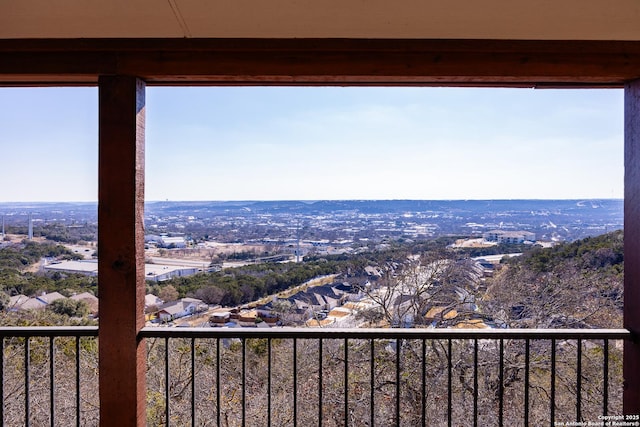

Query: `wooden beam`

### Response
(1, 39, 640, 86)
(98, 75, 146, 427)
(624, 79, 640, 414)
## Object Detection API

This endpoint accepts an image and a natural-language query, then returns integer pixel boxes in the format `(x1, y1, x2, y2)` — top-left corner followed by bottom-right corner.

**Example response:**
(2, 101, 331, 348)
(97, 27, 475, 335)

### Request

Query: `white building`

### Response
(157, 298, 208, 322)
(44, 260, 199, 282)
(483, 230, 536, 244)
(145, 234, 187, 248)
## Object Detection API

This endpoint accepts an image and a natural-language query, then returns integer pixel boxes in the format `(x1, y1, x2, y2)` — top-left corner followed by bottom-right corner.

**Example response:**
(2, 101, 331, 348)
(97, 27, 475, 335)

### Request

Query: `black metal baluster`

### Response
(50, 337, 55, 427)
(603, 339, 609, 416)
(216, 338, 220, 427)
(576, 338, 582, 422)
(191, 338, 195, 427)
(499, 339, 504, 427)
(242, 338, 246, 427)
(551, 338, 556, 426)
(318, 338, 322, 427)
(422, 339, 426, 427)
(447, 339, 452, 427)
(524, 338, 530, 426)
(165, 337, 170, 426)
(268, 338, 272, 427)
(293, 338, 297, 427)
(474, 339, 478, 427)
(370, 339, 374, 427)
(76, 336, 81, 427)
(396, 339, 401, 427)
(344, 338, 349, 427)
(25, 337, 30, 427)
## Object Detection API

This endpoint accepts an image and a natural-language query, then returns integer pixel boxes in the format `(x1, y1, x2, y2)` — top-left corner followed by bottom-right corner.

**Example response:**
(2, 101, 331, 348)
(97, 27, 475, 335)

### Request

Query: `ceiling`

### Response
(3, 0, 640, 41)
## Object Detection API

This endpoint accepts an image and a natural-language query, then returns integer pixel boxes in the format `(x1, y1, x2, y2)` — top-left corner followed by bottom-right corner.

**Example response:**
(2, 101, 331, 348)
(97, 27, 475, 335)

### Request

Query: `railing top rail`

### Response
(0, 326, 630, 340)
(139, 327, 632, 340)
(0, 326, 99, 337)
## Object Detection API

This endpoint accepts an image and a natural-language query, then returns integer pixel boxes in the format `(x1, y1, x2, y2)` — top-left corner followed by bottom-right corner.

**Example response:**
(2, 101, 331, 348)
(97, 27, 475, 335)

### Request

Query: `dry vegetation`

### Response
(145, 335, 622, 426)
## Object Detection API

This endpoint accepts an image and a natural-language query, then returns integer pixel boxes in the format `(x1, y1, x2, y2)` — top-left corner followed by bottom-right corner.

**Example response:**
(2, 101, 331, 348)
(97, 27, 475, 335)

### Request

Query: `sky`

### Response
(0, 86, 623, 202)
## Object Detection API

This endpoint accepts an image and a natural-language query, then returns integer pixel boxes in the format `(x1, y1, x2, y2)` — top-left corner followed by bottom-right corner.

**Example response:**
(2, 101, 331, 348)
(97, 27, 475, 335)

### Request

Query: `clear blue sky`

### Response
(0, 86, 623, 202)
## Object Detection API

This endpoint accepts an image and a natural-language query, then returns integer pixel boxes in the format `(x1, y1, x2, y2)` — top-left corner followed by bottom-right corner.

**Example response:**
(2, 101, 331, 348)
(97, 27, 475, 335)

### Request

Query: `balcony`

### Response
(1, 34, 640, 426)
(0, 326, 630, 426)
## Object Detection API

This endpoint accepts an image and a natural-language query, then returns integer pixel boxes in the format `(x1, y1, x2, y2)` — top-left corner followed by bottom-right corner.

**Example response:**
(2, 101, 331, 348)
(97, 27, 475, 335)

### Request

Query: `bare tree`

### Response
(159, 284, 179, 302)
(358, 251, 479, 327)
(482, 258, 622, 329)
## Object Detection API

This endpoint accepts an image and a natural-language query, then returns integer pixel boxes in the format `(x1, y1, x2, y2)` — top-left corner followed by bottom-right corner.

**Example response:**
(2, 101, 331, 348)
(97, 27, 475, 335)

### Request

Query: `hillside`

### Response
(482, 230, 623, 328)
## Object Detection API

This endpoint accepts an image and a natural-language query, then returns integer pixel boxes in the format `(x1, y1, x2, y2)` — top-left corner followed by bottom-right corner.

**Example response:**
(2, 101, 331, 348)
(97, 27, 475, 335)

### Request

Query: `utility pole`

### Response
(296, 221, 301, 263)
(28, 213, 33, 240)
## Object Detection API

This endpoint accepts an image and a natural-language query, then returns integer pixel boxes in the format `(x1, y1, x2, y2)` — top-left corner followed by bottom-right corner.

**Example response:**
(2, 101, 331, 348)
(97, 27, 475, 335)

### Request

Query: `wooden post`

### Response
(98, 75, 146, 426)
(624, 79, 640, 414)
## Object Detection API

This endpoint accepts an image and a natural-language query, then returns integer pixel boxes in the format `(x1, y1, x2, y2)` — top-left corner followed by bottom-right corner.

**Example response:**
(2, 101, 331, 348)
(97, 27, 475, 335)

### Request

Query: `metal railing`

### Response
(0, 326, 99, 427)
(140, 327, 631, 427)
(0, 326, 631, 426)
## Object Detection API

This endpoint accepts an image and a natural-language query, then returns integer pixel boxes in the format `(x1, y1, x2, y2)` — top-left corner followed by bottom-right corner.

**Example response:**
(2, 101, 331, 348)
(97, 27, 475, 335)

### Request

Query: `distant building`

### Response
(483, 230, 536, 244)
(144, 264, 199, 282)
(44, 259, 199, 282)
(44, 260, 99, 276)
(145, 234, 187, 248)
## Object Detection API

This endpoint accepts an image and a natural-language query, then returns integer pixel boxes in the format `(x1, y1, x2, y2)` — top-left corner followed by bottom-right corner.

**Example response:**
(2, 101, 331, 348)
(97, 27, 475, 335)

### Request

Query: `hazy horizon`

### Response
(0, 197, 624, 206)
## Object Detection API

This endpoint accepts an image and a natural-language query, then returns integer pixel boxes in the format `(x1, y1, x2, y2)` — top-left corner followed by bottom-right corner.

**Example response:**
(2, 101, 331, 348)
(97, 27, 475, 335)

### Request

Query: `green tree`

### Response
(49, 298, 89, 317)
(0, 292, 9, 310)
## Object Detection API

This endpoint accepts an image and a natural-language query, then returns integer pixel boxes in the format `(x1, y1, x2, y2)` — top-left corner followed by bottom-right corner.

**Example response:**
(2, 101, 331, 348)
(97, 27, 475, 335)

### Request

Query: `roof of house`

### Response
(70, 292, 99, 314)
(158, 302, 185, 316)
(9, 294, 29, 307)
(453, 319, 490, 329)
(9, 294, 48, 311)
(70, 292, 97, 302)
(425, 307, 458, 320)
(328, 307, 351, 318)
(38, 292, 66, 304)
(158, 298, 205, 315)
(305, 318, 335, 327)
(145, 294, 163, 308)
(21, 298, 48, 310)
(288, 284, 345, 308)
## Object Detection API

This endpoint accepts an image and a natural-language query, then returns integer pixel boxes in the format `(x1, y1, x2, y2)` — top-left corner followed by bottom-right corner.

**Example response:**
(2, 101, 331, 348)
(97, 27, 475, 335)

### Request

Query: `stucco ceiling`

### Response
(2, 0, 640, 40)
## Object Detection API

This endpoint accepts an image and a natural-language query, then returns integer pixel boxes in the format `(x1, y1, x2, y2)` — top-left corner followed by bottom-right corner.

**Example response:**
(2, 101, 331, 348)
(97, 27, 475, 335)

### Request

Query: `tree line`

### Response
(0, 241, 96, 308)
(150, 260, 346, 306)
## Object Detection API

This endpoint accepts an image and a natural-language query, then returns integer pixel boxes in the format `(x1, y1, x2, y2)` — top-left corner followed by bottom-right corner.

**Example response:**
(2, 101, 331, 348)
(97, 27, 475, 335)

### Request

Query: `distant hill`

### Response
(145, 198, 623, 216)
